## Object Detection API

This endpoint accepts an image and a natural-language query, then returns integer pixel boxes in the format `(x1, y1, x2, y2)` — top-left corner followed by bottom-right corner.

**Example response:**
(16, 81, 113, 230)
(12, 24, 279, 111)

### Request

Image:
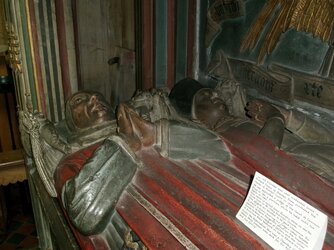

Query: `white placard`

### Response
(236, 172, 328, 250)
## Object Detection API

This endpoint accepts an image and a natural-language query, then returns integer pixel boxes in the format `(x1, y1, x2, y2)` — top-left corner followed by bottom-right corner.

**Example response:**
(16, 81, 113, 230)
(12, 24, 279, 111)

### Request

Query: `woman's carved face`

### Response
(68, 91, 114, 130)
(192, 88, 228, 129)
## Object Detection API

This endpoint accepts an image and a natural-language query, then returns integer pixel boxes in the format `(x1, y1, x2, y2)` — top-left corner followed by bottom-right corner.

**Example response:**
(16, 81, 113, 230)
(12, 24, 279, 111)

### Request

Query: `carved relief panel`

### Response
(204, 0, 334, 125)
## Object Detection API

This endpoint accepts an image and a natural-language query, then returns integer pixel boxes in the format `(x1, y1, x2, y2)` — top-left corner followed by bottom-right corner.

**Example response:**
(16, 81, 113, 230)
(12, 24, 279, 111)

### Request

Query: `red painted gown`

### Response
(55, 122, 334, 250)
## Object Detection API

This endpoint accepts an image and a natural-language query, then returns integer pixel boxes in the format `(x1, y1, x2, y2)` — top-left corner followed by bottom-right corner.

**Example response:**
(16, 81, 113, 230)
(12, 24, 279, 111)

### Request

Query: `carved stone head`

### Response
(191, 88, 229, 129)
(64, 91, 117, 146)
(65, 91, 115, 132)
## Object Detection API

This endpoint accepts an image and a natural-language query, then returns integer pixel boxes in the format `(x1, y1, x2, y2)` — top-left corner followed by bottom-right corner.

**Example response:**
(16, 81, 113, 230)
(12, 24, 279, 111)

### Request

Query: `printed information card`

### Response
(236, 172, 328, 250)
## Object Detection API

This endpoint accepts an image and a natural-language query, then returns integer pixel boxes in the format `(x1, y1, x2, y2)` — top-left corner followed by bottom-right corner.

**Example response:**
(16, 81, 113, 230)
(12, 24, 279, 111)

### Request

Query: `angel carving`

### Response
(240, 0, 334, 74)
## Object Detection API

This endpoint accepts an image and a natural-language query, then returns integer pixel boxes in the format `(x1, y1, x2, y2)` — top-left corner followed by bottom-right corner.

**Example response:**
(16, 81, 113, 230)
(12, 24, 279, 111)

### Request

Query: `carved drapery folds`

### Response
(20, 110, 58, 197)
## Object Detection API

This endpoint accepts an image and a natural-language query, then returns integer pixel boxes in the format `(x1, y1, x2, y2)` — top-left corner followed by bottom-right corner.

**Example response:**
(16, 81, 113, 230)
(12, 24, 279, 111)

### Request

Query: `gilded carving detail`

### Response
(6, 24, 22, 73)
(240, 0, 334, 63)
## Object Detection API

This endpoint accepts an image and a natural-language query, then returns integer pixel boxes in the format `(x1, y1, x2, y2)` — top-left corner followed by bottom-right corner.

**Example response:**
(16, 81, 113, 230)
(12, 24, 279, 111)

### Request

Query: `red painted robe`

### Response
(55, 127, 334, 249)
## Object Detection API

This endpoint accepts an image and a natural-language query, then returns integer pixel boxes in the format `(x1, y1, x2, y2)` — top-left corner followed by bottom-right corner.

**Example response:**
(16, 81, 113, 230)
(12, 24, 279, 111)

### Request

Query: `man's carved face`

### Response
(68, 91, 114, 130)
(192, 88, 228, 129)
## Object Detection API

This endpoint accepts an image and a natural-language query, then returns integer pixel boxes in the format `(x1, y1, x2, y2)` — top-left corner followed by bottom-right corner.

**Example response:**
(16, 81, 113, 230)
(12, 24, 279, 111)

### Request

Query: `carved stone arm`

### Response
(61, 136, 138, 235)
(276, 107, 334, 144)
(246, 99, 285, 148)
(258, 115, 285, 148)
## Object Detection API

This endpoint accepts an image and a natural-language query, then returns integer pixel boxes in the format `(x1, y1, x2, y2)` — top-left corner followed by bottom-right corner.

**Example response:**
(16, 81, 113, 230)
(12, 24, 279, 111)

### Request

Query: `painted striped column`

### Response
(139, 0, 196, 91)
(5, 0, 77, 123)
